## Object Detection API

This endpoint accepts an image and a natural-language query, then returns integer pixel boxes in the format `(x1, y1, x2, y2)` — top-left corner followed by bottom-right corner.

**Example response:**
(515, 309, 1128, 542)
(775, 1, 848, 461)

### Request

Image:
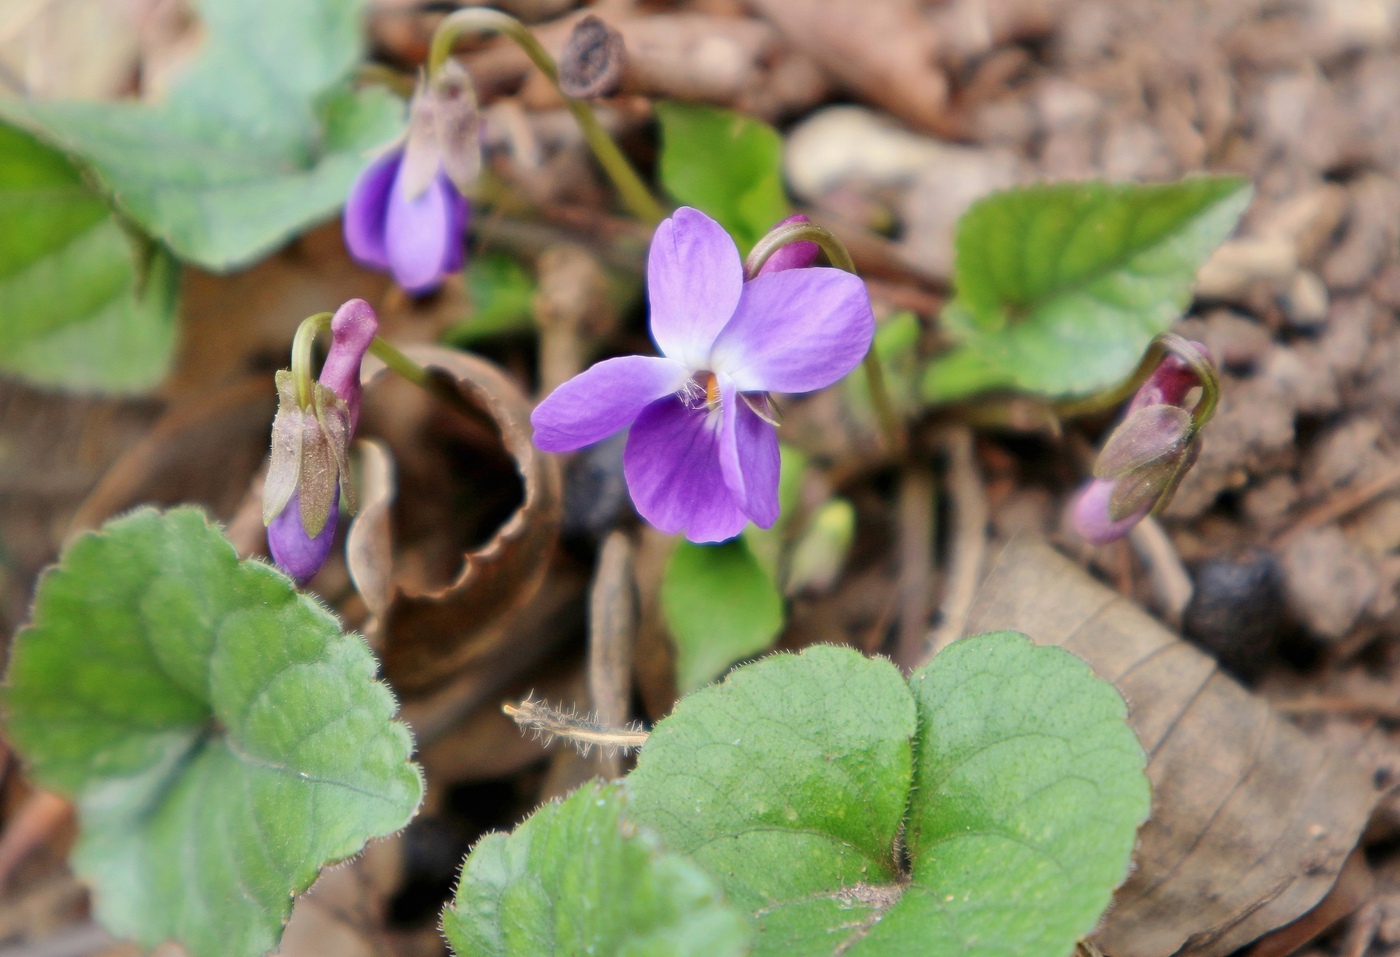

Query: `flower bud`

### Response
(757, 214, 821, 275)
(1070, 338, 1214, 545)
(264, 300, 380, 583)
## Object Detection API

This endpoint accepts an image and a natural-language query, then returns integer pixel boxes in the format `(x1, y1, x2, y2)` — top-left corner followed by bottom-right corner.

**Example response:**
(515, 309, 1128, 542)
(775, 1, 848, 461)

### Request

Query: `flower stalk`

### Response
(745, 219, 905, 455)
(428, 7, 666, 226)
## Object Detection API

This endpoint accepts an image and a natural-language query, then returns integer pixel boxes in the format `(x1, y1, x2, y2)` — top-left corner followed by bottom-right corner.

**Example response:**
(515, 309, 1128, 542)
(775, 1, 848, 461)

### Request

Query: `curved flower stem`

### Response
(428, 8, 667, 226)
(1053, 332, 1220, 433)
(746, 221, 906, 455)
(290, 312, 438, 402)
(290, 312, 333, 407)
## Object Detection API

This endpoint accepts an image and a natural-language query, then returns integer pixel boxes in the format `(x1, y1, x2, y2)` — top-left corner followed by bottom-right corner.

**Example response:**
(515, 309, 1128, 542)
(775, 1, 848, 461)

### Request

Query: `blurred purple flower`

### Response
(531, 207, 874, 543)
(264, 299, 379, 583)
(344, 148, 469, 295)
(344, 64, 479, 295)
(1071, 342, 1211, 545)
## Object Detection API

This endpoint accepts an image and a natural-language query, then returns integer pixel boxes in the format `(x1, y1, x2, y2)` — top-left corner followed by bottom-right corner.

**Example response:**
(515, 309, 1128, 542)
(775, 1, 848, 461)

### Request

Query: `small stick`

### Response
(588, 532, 637, 778)
(1273, 459, 1400, 550)
(1128, 516, 1193, 629)
(894, 464, 936, 669)
(924, 426, 988, 661)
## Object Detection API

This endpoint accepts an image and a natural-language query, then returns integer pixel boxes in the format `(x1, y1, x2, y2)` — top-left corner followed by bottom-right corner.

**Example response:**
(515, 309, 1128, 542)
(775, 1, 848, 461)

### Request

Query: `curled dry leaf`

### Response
(345, 438, 397, 624)
(356, 344, 562, 694)
(961, 536, 1383, 957)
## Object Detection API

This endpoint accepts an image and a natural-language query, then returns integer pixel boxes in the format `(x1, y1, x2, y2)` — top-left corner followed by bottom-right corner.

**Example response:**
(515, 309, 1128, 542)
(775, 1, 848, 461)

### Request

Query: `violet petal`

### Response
(757, 213, 819, 274)
(532, 355, 690, 452)
(439, 175, 471, 276)
(385, 161, 456, 294)
(1070, 478, 1148, 545)
(623, 395, 748, 543)
(717, 376, 779, 527)
(320, 298, 379, 426)
(269, 489, 339, 584)
(710, 266, 875, 394)
(647, 207, 744, 368)
(343, 150, 400, 271)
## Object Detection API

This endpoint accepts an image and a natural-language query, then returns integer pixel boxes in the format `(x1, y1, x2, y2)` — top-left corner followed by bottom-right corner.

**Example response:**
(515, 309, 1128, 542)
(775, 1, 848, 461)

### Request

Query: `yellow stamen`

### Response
(704, 372, 721, 411)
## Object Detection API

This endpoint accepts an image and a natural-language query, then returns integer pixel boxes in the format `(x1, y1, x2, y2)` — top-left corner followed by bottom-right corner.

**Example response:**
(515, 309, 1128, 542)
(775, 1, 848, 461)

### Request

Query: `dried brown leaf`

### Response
(361, 345, 562, 694)
(962, 537, 1383, 957)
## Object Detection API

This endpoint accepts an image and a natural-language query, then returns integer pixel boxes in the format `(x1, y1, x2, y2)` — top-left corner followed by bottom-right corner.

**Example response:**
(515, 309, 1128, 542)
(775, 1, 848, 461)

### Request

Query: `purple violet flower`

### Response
(530, 207, 875, 543)
(1071, 341, 1212, 545)
(264, 299, 379, 583)
(344, 63, 479, 295)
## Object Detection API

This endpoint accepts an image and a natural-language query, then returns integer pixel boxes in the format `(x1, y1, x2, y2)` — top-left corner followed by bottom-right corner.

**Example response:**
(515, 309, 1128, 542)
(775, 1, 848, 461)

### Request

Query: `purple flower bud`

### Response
(268, 490, 339, 585)
(1072, 479, 1150, 545)
(757, 214, 820, 275)
(1070, 338, 1214, 544)
(1126, 341, 1210, 413)
(343, 72, 475, 296)
(264, 301, 380, 583)
(319, 298, 378, 428)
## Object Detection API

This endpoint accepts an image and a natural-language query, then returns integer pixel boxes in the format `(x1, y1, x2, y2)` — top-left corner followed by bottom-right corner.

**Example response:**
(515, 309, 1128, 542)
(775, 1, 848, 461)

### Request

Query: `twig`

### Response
(1128, 516, 1193, 629)
(894, 465, 936, 669)
(1274, 695, 1400, 722)
(924, 426, 988, 661)
(588, 532, 637, 778)
(1273, 459, 1400, 550)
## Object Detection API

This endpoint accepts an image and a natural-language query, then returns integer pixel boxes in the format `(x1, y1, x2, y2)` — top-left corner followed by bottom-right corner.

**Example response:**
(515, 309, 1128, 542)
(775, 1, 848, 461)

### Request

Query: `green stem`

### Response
(428, 8, 667, 226)
(746, 221, 906, 455)
(291, 313, 333, 408)
(368, 337, 436, 393)
(1053, 332, 1220, 433)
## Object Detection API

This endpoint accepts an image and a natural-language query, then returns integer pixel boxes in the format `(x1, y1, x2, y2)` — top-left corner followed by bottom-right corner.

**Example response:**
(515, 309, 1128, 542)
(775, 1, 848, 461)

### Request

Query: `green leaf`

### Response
(742, 443, 808, 580)
(0, 123, 179, 392)
(442, 781, 751, 957)
(627, 636, 1149, 956)
(656, 101, 789, 253)
(445, 252, 538, 346)
(3, 508, 423, 957)
(662, 537, 784, 694)
(924, 177, 1251, 401)
(0, 0, 403, 270)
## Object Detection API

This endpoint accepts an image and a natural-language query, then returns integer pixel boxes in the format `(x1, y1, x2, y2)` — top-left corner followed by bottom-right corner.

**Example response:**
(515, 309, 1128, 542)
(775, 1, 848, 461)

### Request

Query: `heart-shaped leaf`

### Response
(924, 177, 1251, 401)
(0, 122, 178, 392)
(656, 101, 790, 253)
(442, 781, 750, 957)
(626, 636, 1149, 956)
(3, 507, 423, 957)
(0, 0, 402, 270)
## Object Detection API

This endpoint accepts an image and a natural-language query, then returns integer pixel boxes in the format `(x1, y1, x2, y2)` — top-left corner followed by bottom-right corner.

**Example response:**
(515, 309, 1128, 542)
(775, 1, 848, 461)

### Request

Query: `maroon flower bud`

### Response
(757, 214, 821, 275)
(1071, 337, 1214, 545)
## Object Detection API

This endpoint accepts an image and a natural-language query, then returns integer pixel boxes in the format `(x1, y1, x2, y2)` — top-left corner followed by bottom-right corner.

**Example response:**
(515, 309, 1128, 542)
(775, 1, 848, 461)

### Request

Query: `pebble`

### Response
(1280, 525, 1379, 641)
(1280, 270, 1330, 330)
